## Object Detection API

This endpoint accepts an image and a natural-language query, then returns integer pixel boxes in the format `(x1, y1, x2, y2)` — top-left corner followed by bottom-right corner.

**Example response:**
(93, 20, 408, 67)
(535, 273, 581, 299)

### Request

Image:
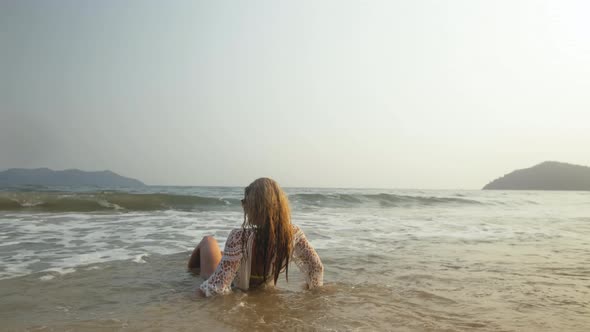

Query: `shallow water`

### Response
(1, 188, 589, 331)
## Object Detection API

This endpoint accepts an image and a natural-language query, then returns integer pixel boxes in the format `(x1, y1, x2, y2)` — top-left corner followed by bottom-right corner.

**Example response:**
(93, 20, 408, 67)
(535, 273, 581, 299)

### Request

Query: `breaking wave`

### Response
(289, 193, 483, 208)
(0, 192, 240, 212)
(0, 192, 483, 212)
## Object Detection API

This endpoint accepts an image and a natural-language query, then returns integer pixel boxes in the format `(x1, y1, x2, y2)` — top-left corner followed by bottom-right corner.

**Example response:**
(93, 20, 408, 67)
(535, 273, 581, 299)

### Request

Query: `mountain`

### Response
(0, 168, 145, 187)
(483, 161, 590, 190)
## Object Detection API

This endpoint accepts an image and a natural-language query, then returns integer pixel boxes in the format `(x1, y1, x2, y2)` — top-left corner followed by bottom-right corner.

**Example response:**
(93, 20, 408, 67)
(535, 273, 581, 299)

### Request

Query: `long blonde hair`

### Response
(241, 177, 292, 285)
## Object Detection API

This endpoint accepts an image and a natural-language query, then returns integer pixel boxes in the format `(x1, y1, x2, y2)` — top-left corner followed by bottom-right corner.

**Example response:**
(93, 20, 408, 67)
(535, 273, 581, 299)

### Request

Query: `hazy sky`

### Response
(1, 0, 589, 188)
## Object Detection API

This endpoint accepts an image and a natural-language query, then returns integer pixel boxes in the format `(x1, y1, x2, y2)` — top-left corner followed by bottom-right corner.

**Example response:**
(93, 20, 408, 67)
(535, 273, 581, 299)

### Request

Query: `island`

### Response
(483, 161, 590, 190)
(0, 168, 145, 187)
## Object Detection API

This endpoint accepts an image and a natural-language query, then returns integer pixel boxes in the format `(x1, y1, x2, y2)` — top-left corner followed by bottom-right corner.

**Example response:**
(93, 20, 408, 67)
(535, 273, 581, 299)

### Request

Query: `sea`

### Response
(0, 186, 589, 331)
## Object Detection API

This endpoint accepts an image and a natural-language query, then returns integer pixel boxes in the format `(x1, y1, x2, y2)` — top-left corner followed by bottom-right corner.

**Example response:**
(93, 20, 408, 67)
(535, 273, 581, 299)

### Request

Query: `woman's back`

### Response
(189, 178, 323, 297)
(199, 224, 323, 296)
(249, 238, 268, 287)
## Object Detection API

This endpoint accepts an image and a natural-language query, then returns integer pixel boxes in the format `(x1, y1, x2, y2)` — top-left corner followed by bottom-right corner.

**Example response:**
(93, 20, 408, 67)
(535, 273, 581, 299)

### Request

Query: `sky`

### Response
(1, 0, 589, 189)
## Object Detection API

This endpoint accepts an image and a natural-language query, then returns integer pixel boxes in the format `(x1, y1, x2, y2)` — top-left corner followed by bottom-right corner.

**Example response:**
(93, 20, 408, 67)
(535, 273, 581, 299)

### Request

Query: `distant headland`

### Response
(0, 168, 145, 187)
(483, 161, 590, 190)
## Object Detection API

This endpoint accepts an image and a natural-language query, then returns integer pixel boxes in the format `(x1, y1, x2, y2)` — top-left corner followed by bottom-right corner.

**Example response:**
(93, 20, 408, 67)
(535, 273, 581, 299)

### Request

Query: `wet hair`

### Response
(241, 177, 292, 285)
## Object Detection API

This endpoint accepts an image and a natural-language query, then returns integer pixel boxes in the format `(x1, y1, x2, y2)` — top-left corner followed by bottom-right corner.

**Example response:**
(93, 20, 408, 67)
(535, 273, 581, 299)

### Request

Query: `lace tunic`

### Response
(199, 224, 324, 297)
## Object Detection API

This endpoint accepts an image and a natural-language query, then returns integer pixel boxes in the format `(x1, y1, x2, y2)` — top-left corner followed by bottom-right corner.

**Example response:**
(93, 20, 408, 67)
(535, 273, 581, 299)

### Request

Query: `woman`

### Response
(188, 178, 324, 297)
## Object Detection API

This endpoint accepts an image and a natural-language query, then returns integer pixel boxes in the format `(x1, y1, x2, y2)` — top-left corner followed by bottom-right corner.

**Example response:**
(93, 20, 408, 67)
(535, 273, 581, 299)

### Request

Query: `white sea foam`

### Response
(42, 267, 77, 275)
(0, 241, 22, 247)
(133, 254, 149, 263)
(1, 189, 590, 281)
(97, 199, 124, 210)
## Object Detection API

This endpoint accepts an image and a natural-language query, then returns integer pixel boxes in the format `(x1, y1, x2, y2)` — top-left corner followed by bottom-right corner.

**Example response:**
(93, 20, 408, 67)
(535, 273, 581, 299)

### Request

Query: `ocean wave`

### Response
(0, 191, 483, 212)
(0, 192, 240, 212)
(289, 193, 482, 207)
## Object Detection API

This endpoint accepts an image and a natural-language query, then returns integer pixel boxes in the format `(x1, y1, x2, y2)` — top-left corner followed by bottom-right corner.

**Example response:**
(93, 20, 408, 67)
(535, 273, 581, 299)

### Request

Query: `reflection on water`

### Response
(2, 243, 589, 331)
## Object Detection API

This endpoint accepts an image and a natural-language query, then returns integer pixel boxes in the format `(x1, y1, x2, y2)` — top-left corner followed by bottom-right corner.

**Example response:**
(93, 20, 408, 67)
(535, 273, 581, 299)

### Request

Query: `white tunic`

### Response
(199, 224, 324, 297)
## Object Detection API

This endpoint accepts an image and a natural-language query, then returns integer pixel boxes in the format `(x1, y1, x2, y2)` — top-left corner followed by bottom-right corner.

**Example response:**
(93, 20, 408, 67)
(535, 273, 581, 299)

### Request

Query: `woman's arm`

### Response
(292, 225, 324, 289)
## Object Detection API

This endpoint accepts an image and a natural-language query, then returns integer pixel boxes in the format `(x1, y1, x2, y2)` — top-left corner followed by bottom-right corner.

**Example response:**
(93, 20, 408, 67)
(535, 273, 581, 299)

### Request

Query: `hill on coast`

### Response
(0, 168, 145, 187)
(483, 161, 590, 190)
